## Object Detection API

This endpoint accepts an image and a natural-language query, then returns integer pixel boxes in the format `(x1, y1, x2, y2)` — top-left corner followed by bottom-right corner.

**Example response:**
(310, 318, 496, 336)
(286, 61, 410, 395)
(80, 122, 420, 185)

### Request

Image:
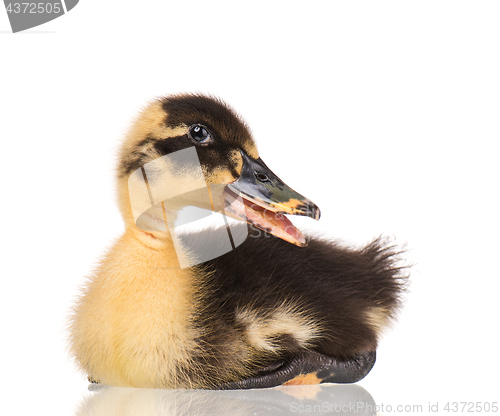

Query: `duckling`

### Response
(69, 94, 407, 389)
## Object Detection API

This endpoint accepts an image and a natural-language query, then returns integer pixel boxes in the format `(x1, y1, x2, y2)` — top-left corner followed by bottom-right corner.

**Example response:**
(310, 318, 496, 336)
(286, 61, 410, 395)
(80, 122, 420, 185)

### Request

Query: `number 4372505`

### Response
(6, 3, 62, 14)
(444, 402, 498, 412)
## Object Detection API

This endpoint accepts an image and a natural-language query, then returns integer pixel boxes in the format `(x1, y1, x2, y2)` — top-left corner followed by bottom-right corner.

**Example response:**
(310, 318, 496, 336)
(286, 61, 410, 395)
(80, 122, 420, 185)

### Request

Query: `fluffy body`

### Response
(70, 224, 405, 388)
(68, 94, 408, 388)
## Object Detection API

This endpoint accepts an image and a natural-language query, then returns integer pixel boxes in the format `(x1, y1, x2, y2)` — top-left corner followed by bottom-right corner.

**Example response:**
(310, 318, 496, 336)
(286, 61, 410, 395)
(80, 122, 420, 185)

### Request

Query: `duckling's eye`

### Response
(188, 124, 212, 145)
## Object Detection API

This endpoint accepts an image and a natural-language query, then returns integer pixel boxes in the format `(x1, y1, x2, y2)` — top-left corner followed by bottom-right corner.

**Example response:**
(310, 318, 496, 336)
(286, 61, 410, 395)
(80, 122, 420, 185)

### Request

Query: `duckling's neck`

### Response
(130, 225, 174, 250)
(128, 225, 194, 269)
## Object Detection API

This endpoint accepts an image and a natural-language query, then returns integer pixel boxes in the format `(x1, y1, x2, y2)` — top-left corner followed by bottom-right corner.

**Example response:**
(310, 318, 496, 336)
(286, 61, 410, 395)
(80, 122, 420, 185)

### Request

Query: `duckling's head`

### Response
(117, 94, 320, 248)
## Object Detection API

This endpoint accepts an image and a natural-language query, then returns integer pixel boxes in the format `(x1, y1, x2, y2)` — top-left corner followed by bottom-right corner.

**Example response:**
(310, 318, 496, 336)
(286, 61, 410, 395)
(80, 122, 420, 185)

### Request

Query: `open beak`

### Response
(223, 151, 320, 247)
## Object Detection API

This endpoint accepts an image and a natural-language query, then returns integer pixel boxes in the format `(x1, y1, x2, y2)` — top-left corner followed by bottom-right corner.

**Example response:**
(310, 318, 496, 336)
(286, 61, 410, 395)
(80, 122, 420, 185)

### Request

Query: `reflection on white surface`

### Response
(76, 383, 376, 416)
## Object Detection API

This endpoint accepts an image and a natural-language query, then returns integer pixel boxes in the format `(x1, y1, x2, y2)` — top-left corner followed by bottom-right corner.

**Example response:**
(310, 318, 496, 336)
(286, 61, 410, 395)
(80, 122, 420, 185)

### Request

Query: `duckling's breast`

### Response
(70, 229, 202, 388)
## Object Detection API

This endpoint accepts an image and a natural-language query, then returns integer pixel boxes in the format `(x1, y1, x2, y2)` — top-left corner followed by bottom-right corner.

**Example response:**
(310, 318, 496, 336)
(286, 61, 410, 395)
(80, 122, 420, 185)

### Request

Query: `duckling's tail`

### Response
(356, 237, 410, 324)
(301, 235, 409, 359)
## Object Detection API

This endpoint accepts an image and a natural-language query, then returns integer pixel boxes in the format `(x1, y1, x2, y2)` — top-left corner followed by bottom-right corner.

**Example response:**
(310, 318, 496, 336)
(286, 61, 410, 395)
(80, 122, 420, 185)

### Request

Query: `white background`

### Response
(1, 1, 499, 415)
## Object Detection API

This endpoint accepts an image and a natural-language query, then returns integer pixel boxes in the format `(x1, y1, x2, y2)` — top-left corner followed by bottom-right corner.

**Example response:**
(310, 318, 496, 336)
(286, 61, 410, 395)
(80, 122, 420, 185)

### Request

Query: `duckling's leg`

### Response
(215, 350, 376, 390)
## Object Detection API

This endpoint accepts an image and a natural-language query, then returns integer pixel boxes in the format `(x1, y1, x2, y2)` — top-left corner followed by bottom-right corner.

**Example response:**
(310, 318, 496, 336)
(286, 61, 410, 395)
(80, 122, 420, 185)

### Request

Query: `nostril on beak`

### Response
(255, 172, 270, 183)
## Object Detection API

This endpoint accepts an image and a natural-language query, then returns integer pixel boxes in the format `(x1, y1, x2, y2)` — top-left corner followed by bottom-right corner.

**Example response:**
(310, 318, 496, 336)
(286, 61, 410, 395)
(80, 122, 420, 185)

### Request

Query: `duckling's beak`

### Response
(224, 151, 320, 247)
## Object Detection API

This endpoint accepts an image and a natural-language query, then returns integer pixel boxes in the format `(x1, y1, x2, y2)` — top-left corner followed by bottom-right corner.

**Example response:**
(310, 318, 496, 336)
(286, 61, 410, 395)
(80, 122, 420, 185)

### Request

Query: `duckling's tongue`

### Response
(223, 187, 307, 247)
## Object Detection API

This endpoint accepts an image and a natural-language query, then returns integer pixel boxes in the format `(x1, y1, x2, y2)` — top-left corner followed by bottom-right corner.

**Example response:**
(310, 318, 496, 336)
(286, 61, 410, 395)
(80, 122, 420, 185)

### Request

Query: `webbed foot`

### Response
(216, 350, 376, 390)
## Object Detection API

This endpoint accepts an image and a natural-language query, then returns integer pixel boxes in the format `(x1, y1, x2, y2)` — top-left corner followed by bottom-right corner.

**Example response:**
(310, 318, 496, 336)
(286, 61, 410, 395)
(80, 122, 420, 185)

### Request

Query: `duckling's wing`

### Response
(188, 224, 405, 353)
(179, 224, 406, 387)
